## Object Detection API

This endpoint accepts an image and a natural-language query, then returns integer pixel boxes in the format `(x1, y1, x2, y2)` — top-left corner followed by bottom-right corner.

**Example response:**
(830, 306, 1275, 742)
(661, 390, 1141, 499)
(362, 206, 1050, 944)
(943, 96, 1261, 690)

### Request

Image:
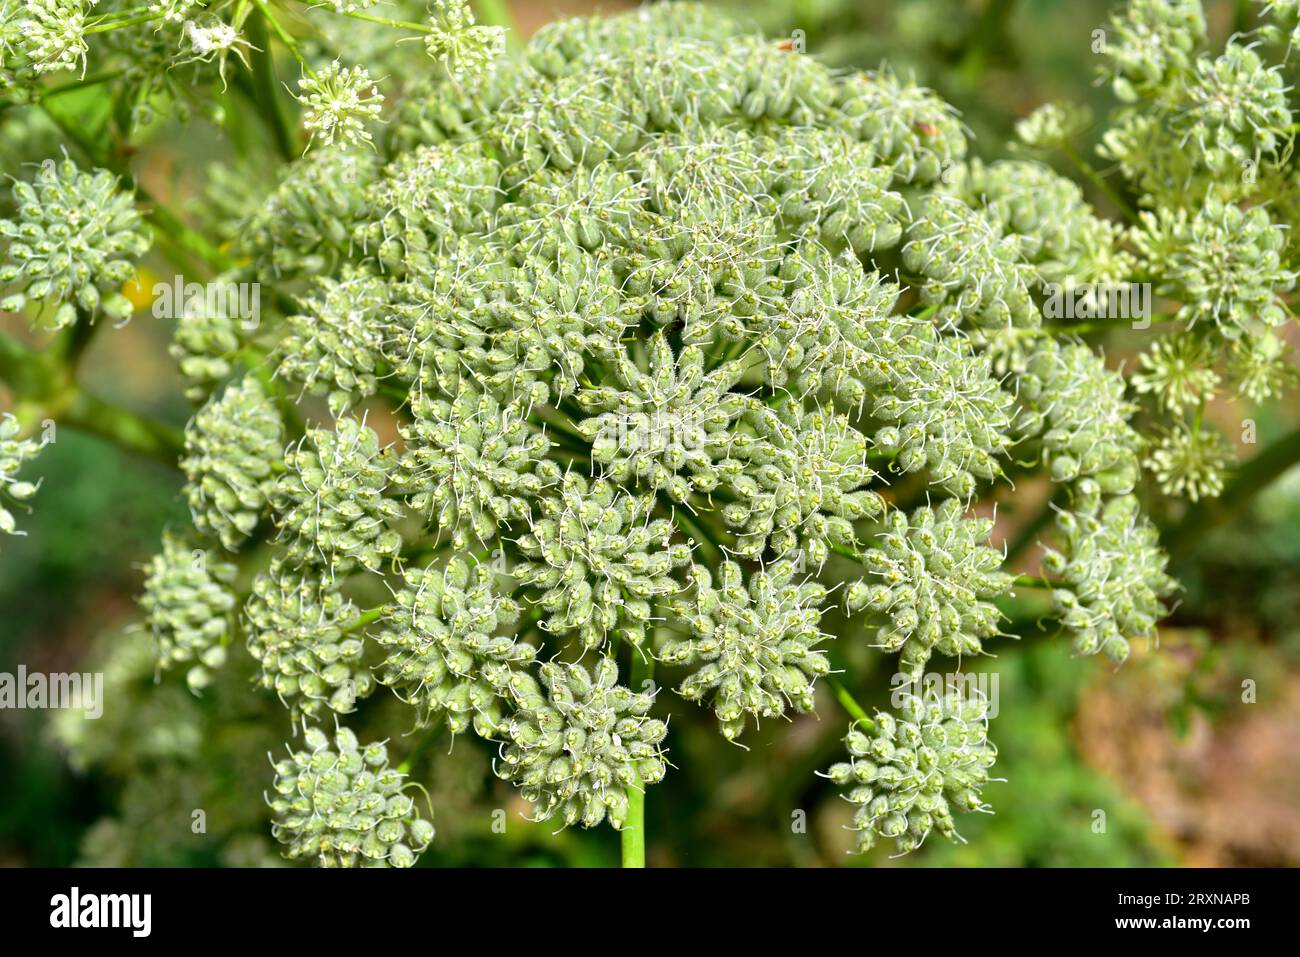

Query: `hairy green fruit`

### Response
(0, 413, 42, 540)
(182, 377, 284, 551)
(0, 157, 149, 328)
(663, 559, 830, 740)
(269, 726, 434, 867)
(140, 531, 238, 693)
(827, 690, 997, 855)
(374, 557, 530, 735)
(498, 658, 667, 829)
(845, 500, 1010, 679)
(20, 0, 1277, 870)
(244, 559, 375, 720)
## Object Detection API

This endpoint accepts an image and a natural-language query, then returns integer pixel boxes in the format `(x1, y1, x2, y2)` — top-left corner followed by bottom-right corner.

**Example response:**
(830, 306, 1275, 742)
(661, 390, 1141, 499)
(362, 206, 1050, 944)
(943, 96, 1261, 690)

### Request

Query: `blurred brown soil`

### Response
(1077, 638, 1300, 866)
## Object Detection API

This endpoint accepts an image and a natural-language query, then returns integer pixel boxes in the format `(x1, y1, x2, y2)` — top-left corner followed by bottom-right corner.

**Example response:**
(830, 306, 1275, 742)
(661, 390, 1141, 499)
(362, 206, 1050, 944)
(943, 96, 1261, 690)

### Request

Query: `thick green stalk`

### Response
(622, 650, 653, 868)
(337, 10, 431, 32)
(342, 607, 386, 634)
(0, 332, 45, 398)
(84, 10, 165, 34)
(247, 13, 297, 160)
(38, 70, 126, 101)
(826, 540, 867, 564)
(1012, 573, 1060, 590)
(1003, 495, 1056, 565)
(956, 0, 1017, 85)
(0, 330, 185, 465)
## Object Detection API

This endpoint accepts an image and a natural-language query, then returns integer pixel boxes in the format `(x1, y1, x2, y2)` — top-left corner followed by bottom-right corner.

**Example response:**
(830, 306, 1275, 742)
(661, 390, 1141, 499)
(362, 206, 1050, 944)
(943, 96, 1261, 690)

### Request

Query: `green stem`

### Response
(666, 498, 725, 566)
(825, 675, 874, 729)
(1233, 0, 1254, 34)
(622, 650, 653, 868)
(1042, 315, 1181, 337)
(144, 203, 237, 275)
(535, 407, 589, 448)
(1012, 574, 1060, 590)
(1060, 141, 1138, 223)
(956, 0, 1017, 84)
(326, 0, 517, 38)
(85, 5, 155, 27)
(84, 11, 165, 34)
(253, 0, 313, 74)
(396, 717, 446, 775)
(1003, 494, 1057, 565)
(0, 332, 43, 396)
(343, 606, 386, 634)
(62, 390, 185, 466)
(337, 9, 432, 32)
(39, 70, 127, 100)
(0, 329, 183, 469)
(827, 540, 866, 563)
(247, 13, 297, 160)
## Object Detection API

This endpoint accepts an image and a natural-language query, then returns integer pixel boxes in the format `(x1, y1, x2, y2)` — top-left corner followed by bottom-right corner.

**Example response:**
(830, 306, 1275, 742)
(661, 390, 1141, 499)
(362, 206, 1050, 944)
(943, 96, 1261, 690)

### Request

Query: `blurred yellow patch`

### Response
(121, 269, 159, 311)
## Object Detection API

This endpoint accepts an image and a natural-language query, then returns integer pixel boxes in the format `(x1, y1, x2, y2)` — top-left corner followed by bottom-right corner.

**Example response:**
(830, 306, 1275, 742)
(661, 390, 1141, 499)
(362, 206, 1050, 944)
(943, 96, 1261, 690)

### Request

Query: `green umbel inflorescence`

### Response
(1097, 0, 1207, 103)
(1013, 102, 1094, 149)
(268, 726, 434, 867)
(424, 0, 506, 83)
(1014, 337, 1143, 493)
(662, 559, 830, 740)
(515, 473, 691, 650)
(1043, 482, 1177, 663)
(244, 559, 375, 720)
(206, 3, 1182, 857)
(395, 384, 559, 548)
(1, 1, 95, 92)
(845, 500, 1010, 679)
(497, 658, 667, 829)
(575, 332, 749, 502)
(296, 60, 385, 151)
(827, 689, 997, 855)
(279, 272, 390, 415)
(373, 556, 531, 736)
(43, 2, 1264, 866)
(169, 274, 244, 403)
(832, 66, 966, 184)
(242, 148, 380, 279)
(1134, 198, 1295, 340)
(0, 157, 149, 329)
(1132, 333, 1221, 414)
(948, 159, 1133, 289)
(996, 0, 1300, 510)
(722, 398, 883, 565)
(271, 417, 403, 574)
(903, 192, 1038, 331)
(182, 376, 284, 551)
(139, 531, 238, 693)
